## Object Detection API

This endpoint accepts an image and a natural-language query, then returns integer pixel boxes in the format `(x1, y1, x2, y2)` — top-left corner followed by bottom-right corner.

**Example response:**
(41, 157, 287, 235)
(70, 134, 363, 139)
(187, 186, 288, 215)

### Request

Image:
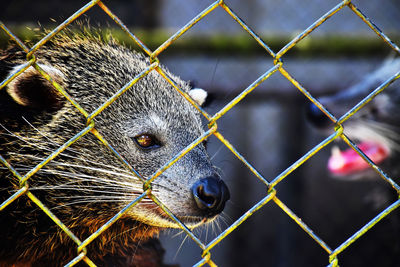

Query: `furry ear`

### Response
(6, 64, 65, 111)
(188, 88, 208, 107)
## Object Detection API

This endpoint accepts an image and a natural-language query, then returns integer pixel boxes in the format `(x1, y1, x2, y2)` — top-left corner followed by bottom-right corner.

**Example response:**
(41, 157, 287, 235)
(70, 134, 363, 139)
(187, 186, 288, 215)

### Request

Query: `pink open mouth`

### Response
(328, 141, 390, 176)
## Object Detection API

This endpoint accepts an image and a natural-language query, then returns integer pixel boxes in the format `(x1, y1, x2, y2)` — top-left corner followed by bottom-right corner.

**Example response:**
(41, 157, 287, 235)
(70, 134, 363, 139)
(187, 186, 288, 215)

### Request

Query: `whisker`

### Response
(54, 195, 141, 200)
(171, 229, 186, 239)
(14, 153, 133, 177)
(50, 197, 156, 209)
(210, 143, 225, 161)
(22, 117, 61, 147)
(1, 122, 134, 175)
(0, 123, 55, 152)
(219, 211, 233, 227)
(174, 234, 189, 260)
(37, 187, 135, 195)
(9, 166, 137, 188)
(110, 225, 139, 241)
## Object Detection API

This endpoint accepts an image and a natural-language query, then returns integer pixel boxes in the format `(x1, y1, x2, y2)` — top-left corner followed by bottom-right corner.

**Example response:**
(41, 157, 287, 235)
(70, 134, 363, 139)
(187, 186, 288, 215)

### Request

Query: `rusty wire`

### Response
(1, 0, 400, 266)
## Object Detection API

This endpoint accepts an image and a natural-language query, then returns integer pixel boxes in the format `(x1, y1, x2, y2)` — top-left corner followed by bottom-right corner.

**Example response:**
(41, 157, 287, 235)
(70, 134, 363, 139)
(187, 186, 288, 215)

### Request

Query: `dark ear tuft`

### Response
(6, 64, 65, 111)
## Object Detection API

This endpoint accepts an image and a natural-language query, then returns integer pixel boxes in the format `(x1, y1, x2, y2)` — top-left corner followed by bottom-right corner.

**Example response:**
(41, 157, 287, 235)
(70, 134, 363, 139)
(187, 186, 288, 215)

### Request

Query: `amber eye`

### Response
(134, 134, 161, 149)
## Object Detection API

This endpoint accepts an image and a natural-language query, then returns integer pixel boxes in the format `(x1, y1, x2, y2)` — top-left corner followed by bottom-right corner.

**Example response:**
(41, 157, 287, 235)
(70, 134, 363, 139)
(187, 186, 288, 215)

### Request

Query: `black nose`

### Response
(191, 176, 230, 216)
(305, 102, 332, 129)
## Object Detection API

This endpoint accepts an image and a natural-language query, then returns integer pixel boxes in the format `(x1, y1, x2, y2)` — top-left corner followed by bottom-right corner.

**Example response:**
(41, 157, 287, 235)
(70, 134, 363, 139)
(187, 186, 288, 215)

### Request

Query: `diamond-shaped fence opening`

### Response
(1, 0, 400, 266)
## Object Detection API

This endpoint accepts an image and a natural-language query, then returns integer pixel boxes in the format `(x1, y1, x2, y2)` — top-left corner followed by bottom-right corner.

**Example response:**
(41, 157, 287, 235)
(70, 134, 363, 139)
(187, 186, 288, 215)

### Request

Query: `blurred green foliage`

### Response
(1, 25, 397, 58)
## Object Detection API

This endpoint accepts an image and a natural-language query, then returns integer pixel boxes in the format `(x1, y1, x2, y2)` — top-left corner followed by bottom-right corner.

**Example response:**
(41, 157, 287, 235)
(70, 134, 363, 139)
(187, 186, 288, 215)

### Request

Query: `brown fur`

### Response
(0, 30, 227, 266)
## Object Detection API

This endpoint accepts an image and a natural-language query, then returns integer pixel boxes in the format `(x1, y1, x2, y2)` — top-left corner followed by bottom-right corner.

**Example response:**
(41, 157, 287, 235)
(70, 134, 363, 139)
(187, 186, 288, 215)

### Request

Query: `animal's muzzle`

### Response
(191, 176, 230, 217)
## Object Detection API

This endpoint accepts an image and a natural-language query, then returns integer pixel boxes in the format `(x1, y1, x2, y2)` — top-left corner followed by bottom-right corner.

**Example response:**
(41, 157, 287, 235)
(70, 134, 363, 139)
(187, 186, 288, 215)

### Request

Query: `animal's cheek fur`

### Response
(153, 188, 195, 216)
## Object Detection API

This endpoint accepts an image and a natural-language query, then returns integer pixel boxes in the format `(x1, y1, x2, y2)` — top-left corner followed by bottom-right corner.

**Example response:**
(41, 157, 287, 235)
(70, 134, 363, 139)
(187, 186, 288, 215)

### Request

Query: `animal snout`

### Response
(191, 176, 230, 216)
(305, 102, 332, 129)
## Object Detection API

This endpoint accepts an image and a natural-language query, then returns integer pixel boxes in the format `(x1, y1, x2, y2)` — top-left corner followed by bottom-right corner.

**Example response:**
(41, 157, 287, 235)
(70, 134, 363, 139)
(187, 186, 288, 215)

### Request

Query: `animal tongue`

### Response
(328, 141, 389, 176)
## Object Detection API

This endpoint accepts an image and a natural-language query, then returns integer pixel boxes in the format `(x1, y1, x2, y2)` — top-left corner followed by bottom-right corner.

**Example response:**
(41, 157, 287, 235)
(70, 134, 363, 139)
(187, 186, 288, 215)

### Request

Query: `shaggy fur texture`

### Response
(0, 31, 223, 266)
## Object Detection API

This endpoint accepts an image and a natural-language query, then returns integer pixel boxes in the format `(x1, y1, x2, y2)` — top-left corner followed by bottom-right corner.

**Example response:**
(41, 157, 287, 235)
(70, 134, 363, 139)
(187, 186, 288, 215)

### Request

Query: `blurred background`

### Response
(1, 0, 400, 266)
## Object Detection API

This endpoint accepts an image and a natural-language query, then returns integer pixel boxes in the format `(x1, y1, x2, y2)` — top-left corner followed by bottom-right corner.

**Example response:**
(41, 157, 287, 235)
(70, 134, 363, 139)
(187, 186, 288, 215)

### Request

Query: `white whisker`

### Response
(210, 143, 225, 161)
(174, 234, 189, 260)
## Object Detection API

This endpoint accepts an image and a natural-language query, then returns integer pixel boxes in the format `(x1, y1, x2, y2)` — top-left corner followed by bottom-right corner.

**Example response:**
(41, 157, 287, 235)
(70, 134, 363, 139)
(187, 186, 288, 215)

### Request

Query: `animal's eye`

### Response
(134, 134, 161, 149)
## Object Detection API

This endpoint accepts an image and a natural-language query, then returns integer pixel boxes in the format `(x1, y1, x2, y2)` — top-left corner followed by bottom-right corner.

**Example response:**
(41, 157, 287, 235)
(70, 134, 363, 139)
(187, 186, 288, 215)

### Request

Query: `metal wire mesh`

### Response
(0, 0, 399, 266)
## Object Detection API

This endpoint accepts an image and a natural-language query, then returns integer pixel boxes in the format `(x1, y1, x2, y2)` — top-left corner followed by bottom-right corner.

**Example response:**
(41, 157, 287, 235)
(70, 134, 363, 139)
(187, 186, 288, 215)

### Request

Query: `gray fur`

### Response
(0, 33, 226, 265)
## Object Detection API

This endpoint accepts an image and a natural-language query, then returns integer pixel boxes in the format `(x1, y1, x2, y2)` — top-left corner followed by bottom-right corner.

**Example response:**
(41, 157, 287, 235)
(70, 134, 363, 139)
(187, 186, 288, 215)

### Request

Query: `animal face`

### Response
(0, 36, 229, 230)
(306, 58, 400, 180)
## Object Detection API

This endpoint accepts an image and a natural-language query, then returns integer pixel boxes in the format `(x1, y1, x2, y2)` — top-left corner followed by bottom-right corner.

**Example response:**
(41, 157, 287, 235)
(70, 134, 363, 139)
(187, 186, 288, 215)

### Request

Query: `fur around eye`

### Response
(134, 134, 161, 149)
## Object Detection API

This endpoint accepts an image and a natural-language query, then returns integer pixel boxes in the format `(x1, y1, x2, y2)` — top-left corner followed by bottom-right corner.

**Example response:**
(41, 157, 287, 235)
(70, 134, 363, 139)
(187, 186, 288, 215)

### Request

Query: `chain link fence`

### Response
(1, 0, 399, 266)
